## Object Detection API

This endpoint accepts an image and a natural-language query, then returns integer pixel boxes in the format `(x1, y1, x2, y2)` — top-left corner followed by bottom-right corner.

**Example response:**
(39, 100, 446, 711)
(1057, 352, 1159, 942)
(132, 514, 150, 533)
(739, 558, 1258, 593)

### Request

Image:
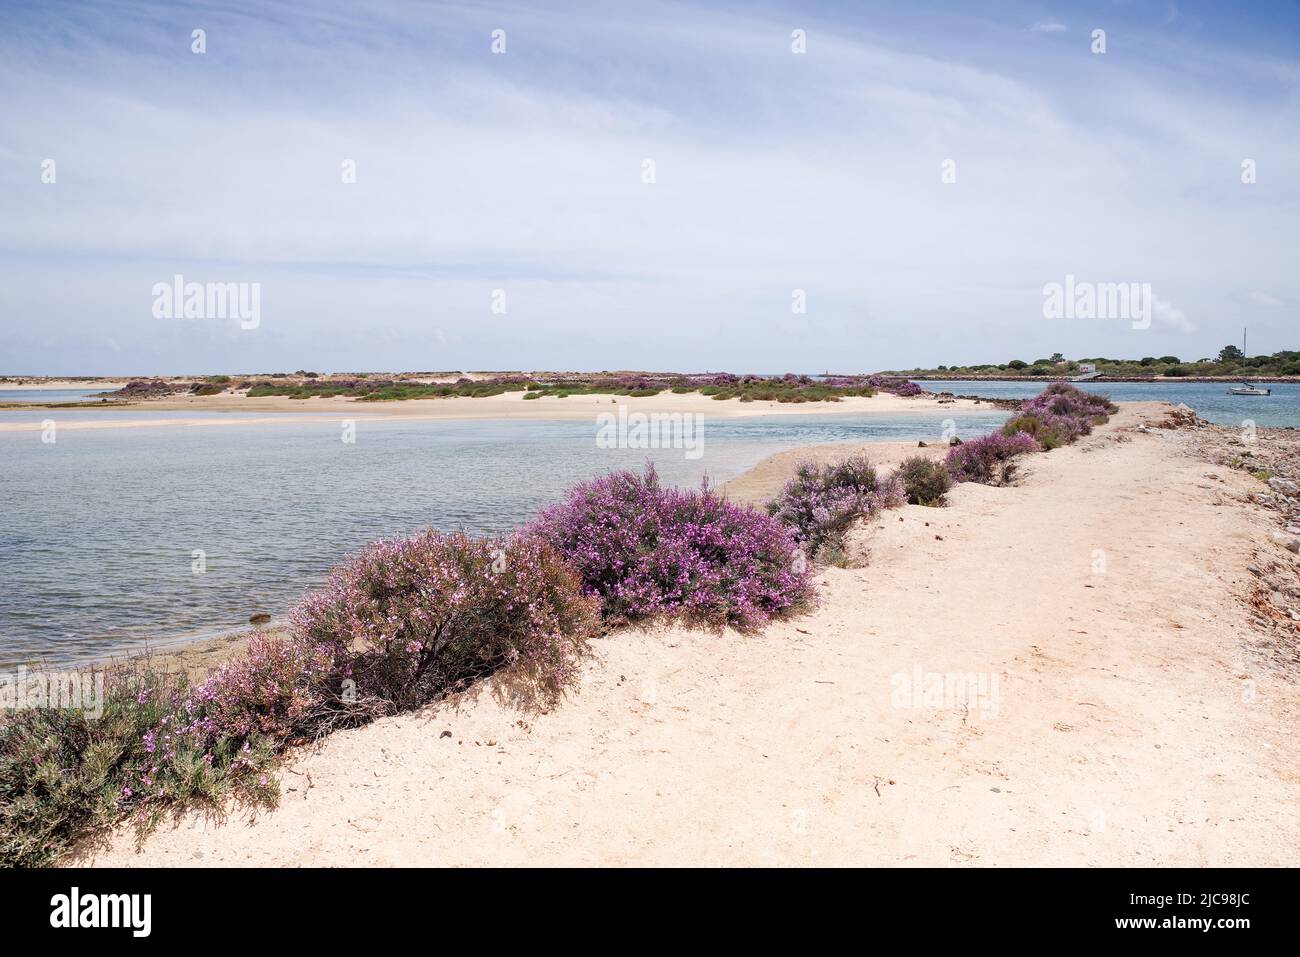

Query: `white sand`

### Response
(76, 404, 1300, 866)
(0, 379, 128, 391)
(0, 390, 984, 432)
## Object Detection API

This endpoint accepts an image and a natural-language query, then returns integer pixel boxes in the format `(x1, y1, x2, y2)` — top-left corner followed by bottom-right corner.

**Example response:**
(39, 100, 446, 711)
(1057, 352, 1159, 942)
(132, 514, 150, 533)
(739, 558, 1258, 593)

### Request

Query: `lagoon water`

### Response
(0, 407, 1004, 666)
(4, 378, 1294, 667)
(918, 380, 1300, 428)
(0, 388, 109, 404)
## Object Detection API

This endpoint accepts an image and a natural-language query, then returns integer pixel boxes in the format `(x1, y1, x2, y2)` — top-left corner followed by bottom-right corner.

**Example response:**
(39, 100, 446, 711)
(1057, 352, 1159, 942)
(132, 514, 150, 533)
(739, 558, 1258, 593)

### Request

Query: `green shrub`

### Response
(1002, 413, 1064, 450)
(3, 528, 602, 865)
(0, 665, 277, 867)
(294, 531, 600, 709)
(893, 456, 952, 505)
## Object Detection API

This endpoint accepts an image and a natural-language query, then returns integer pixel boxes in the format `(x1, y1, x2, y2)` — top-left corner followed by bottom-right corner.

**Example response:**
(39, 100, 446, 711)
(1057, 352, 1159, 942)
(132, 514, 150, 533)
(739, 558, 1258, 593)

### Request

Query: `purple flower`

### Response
(766, 455, 904, 560)
(528, 464, 816, 630)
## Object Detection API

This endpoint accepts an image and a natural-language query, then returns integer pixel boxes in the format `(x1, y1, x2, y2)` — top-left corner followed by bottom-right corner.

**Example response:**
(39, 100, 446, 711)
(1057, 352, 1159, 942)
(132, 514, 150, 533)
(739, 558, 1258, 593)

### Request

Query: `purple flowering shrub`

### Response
(2, 528, 602, 865)
(6, 459, 835, 864)
(183, 632, 343, 745)
(766, 456, 906, 561)
(291, 530, 601, 709)
(1001, 413, 1070, 449)
(864, 376, 925, 397)
(1002, 384, 1117, 451)
(113, 633, 347, 833)
(944, 431, 1038, 485)
(1019, 383, 1116, 433)
(0, 663, 282, 867)
(1023, 381, 1117, 418)
(528, 464, 816, 630)
(947, 384, 1115, 485)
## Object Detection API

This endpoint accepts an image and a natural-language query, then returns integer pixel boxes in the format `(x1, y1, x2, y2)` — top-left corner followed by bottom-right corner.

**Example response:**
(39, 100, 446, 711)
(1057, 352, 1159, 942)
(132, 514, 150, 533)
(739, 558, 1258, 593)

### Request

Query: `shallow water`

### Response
(0, 388, 109, 404)
(0, 408, 1003, 666)
(918, 380, 1300, 428)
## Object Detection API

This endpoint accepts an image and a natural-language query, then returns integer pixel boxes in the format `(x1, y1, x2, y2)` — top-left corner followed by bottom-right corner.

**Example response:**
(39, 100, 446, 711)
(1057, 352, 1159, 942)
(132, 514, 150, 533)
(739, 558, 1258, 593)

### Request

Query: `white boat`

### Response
(1227, 327, 1271, 396)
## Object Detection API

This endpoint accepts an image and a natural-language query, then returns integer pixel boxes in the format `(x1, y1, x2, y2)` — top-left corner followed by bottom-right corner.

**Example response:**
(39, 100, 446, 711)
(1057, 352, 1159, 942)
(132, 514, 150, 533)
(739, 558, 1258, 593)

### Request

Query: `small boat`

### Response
(1227, 327, 1271, 396)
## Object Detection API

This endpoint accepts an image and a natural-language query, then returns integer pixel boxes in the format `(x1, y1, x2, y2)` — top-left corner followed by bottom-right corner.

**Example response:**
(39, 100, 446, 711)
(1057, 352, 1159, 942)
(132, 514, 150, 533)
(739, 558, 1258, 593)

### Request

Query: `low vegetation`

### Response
(2, 465, 813, 865)
(944, 431, 1040, 485)
(766, 456, 905, 563)
(894, 456, 952, 506)
(198, 372, 924, 403)
(1, 662, 281, 868)
(1000, 382, 1117, 449)
(529, 464, 816, 630)
(949, 383, 1115, 484)
(1, 382, 1114, 866)
(291, 531, 600, 710)
(2, 529, 603, 866)
(891, 345, 1300, 378)
(245, 377, 532, 400)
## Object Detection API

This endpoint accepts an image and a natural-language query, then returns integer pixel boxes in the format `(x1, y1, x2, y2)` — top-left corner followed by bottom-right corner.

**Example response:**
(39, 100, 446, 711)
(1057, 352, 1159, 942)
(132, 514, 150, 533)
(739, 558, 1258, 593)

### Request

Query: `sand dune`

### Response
(77, 404, 1300, 866)
(0, 389, 984, 432)
(0, 379, 129, 391)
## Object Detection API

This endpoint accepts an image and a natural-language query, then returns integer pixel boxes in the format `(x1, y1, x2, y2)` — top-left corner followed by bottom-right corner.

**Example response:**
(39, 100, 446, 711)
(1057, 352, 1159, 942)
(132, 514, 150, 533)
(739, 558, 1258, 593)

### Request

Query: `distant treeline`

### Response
(891, 346, 1300, 379)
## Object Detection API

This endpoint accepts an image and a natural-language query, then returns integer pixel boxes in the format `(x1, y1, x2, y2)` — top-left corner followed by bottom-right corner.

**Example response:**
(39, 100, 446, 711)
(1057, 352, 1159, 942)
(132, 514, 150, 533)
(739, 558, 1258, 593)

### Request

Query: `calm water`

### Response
(918, 380, 1300, 428)
(0, 408, 1003, 666)
(0, 388, 109, 404)
(9, 378, 1286, 666)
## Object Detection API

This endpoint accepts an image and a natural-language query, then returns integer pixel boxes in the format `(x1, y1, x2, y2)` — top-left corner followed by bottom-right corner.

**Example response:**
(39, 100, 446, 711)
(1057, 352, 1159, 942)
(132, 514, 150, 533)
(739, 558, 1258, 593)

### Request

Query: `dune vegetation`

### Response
(0, 383, 1110, 866)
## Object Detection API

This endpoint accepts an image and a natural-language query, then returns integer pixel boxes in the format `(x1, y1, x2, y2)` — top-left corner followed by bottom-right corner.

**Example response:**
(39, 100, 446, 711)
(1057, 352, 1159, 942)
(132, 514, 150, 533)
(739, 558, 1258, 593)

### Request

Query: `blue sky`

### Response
(1, 0, 1297, 375)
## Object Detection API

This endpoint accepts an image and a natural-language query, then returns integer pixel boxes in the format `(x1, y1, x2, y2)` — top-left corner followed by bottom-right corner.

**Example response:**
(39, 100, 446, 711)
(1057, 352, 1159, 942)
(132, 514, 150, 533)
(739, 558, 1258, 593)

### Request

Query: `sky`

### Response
(1, 0, 1298, 376)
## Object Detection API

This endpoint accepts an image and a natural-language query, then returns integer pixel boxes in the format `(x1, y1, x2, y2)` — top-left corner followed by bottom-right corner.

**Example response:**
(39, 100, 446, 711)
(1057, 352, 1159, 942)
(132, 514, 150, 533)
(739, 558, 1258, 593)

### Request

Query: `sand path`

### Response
(79, 406, 1300, 866)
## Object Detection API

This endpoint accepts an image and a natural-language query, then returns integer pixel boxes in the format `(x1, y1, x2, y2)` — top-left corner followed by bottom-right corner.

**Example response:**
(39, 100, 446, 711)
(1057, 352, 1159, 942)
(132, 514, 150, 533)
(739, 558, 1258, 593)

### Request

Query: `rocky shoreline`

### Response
(907, 375, 1300, 384)
(1160, 409, 1300, 669)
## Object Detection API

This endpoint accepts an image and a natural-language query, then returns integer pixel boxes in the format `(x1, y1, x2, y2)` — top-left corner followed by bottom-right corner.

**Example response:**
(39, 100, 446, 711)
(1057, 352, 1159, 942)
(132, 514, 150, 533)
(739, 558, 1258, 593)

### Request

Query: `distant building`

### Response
(1072, 363, 1103, 382)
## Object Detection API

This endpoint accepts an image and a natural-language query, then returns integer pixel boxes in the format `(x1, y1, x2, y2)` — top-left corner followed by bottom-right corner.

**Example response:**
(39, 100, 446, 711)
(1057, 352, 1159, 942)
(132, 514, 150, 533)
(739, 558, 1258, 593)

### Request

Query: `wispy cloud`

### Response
(1247, 291, 1283, 307)
(1152, 297, 1194, 334)
(0, 0, 1297, 374)
(1029, 20, 1068, 34)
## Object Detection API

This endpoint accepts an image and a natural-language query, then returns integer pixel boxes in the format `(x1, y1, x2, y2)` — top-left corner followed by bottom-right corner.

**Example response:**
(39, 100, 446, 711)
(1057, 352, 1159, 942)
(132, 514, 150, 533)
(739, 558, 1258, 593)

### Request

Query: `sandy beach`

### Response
(72, 402, 1300, 867)
(0, 388, 984, 433)
(0, 378, 130, 390)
